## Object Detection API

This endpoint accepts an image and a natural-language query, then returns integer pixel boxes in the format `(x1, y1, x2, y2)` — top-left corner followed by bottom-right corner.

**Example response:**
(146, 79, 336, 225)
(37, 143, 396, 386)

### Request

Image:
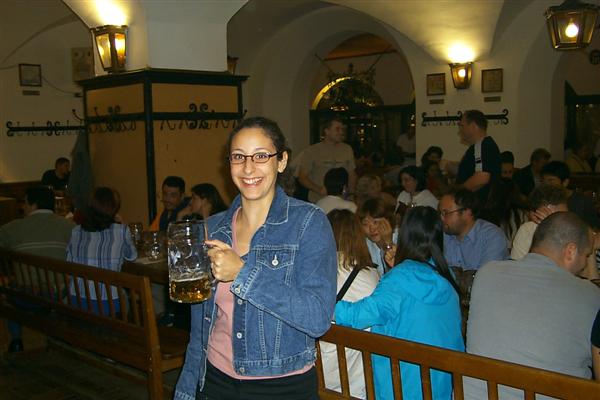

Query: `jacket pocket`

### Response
(255, 245, 296, 271)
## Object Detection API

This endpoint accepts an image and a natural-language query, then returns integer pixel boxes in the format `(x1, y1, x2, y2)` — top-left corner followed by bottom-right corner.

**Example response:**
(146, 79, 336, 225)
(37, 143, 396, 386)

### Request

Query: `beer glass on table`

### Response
(167, 220, 212, 303)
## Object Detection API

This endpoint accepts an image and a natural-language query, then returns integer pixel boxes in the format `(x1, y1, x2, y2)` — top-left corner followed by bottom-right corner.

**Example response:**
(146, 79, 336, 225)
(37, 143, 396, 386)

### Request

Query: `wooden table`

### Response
(122, 257, 168, 284)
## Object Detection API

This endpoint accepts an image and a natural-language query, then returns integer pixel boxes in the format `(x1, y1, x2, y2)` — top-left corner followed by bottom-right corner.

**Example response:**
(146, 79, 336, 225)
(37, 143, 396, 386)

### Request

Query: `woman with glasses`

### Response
(175, 117, 337, 400)
(335, 206, 464, 400)
(357, 197, 398, 276)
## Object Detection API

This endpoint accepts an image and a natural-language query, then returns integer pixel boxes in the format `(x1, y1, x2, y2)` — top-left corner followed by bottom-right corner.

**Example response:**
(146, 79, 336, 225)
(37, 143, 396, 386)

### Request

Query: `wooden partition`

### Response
(317, 325, 599, 400)
(80, 70, 246, 227)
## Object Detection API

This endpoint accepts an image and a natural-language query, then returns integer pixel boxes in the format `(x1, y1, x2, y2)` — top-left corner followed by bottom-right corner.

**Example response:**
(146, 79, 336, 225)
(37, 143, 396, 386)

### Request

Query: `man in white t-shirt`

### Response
(299, 118, 356, 203)
(316, 167, 357, 215)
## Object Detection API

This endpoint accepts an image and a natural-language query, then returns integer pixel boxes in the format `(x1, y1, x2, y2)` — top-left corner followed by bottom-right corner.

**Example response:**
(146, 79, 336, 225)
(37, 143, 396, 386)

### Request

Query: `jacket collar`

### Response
(219, 185, 290, 229)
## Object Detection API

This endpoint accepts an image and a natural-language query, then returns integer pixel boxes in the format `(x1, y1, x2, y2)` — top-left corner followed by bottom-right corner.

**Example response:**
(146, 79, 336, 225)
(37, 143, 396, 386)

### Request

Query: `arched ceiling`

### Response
(230, 0, 540, 63)
(329, 0, 510, 62)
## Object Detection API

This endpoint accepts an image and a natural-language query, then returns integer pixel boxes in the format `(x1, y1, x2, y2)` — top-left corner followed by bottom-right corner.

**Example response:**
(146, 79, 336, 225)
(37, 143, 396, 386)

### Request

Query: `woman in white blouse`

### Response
(320, 209, 380, 399)
(396, 165, 438, 210)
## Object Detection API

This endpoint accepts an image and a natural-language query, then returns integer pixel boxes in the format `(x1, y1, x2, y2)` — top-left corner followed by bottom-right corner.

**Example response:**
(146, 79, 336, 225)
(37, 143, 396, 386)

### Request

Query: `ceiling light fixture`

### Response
(545, 0, 599, 50)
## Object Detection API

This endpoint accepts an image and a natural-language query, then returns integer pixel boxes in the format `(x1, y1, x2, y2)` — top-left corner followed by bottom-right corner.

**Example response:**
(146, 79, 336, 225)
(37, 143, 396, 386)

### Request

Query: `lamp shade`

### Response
(545, 0, 598, 50)
(449, 62, 472, 89)
(91, 25, 127, 73)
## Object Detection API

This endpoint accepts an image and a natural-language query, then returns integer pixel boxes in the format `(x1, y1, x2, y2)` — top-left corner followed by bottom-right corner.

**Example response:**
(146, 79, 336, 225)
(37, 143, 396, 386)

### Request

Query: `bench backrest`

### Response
(0, 249, 159, 351)
(316, 324, 599, 400)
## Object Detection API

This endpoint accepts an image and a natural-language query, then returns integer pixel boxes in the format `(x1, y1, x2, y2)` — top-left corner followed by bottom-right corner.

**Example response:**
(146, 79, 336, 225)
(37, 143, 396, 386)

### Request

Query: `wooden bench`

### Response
(317, 324, 600, 400)
(0, 249, 189, 400)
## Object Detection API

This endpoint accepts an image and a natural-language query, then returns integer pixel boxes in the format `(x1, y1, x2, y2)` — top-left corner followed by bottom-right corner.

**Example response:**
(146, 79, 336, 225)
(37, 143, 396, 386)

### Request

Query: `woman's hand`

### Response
(176, 204, 193, 221)
(205, 239, 244, 282)
(384, 244, 397, 268)
(528, 206, 553, 224)
(376, 218, 393, 247)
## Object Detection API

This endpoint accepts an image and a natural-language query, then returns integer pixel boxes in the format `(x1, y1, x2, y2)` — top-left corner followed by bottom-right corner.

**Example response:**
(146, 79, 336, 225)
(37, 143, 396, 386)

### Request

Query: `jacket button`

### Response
(236, 332, 243, 339)
(234, 287, 241, 294)
(237, 299, 243, 305)
(239, 367, 245, 373)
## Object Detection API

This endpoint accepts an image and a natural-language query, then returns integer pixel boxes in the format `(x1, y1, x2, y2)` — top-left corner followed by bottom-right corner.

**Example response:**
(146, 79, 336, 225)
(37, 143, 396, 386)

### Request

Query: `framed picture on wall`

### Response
(426, 73, 446, 96)
(19, 64, 42, 87)
(482, 68, 503, 93)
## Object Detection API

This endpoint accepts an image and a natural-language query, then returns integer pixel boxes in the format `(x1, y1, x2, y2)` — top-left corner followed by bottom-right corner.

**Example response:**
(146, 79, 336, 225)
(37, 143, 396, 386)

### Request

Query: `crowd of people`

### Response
(0, 110, 599, 400)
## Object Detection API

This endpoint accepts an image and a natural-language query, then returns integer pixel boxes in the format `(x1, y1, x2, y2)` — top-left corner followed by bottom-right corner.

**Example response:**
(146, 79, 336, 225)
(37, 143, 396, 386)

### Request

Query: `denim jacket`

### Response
(174, 186, 337, 400)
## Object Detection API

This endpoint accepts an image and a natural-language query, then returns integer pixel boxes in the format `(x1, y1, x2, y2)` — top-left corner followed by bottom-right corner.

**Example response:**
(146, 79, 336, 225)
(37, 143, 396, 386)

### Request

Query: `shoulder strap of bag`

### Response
(336, 266, 361, 302)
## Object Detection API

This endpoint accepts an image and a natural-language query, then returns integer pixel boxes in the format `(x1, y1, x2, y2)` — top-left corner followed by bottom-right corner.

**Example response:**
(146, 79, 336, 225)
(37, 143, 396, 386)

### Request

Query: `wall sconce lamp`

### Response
(91, 25, 127, 73)
(545, 0, 599, 50)
(449, 62, 472, 89)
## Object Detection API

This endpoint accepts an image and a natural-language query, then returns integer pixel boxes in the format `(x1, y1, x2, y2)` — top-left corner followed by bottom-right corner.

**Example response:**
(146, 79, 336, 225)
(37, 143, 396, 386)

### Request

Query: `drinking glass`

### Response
(144, 231, 166, 261)
(128, 222, 143, 251)
(167, 220, 212, 303)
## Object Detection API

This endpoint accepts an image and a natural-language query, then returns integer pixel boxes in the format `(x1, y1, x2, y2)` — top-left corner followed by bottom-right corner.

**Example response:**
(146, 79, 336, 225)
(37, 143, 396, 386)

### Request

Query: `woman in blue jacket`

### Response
(335, 206, 464, 400)
(174, 117, 337, 400)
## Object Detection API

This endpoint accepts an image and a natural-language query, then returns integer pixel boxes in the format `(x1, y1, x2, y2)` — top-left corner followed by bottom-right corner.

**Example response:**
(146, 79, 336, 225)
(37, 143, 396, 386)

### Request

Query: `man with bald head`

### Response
(464, 212, 600, 399)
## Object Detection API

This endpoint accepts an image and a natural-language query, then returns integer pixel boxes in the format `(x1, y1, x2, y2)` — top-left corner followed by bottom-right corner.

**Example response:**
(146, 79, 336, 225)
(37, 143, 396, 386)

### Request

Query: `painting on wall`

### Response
(482, 68, 503, 93)
(71, 47, 94, 81)
(426, 73, 445, 96)
(19, 64, 42, 87)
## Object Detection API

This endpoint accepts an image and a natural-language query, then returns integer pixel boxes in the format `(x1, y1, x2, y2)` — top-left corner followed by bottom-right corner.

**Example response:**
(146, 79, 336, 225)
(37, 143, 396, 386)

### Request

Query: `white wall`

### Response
(0, 0, 89, 182)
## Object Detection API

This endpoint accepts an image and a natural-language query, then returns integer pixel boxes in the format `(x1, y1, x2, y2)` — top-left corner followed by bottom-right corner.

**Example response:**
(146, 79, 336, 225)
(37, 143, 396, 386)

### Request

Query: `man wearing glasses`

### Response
(439, 189, 508, 271)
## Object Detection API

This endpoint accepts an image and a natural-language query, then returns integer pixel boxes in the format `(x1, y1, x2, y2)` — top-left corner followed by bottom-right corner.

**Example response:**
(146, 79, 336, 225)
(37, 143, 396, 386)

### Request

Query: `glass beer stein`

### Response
(144, 231, 166, 261)
(167, 220, 212, 303)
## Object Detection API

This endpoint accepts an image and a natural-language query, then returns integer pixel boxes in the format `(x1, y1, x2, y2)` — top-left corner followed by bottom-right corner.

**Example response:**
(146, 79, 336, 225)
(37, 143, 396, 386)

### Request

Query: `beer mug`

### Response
(128, 222, 143, 250)
(144, 231, 166, 261)
(167, 220, 212, 303)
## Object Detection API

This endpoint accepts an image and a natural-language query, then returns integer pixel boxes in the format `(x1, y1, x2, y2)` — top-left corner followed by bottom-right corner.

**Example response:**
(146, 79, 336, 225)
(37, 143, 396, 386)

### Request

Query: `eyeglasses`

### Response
(439, 208, 465, 217)
(228, 152, 280, 164)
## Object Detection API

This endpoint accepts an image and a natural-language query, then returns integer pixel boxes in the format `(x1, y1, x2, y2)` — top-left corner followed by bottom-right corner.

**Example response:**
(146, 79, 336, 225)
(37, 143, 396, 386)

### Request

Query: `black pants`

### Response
(197, 362, 318, 400)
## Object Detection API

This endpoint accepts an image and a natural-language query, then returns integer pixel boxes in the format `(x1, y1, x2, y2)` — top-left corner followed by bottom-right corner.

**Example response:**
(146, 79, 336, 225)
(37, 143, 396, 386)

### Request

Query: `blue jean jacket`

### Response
(174, 187, 337, 400)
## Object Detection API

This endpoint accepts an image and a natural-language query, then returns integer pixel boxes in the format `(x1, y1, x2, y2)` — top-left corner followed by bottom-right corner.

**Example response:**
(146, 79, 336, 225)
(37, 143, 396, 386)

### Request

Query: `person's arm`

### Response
(176, 203, 193, 221)
(298, 167, 326, 197)
(510, 224, 532, 260)
(122, 226, 138, 261)
(461, 171, 491, 192)
(232, 208, 338, 338)
(439, 159, 459, 176)
(335, 273, 401, 329)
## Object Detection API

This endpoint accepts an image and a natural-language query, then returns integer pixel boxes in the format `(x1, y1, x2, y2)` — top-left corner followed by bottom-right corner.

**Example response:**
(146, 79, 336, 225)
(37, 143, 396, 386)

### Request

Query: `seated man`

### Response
(513, 148, 551, 196)
(511, 184, 568, 260)
(464, 212, 600, 399)
(316, 167, 357, 214)
(541, 160, 600, 229)
(150, 176, 190, 231)
(440, 189, 508, 270)
(0, 186, 75, 352)
(41, 157, 70, 191)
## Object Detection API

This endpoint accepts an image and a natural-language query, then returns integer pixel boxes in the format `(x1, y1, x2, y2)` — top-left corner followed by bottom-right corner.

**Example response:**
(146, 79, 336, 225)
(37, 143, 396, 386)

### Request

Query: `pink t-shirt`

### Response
(206, 208, 312, 379)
